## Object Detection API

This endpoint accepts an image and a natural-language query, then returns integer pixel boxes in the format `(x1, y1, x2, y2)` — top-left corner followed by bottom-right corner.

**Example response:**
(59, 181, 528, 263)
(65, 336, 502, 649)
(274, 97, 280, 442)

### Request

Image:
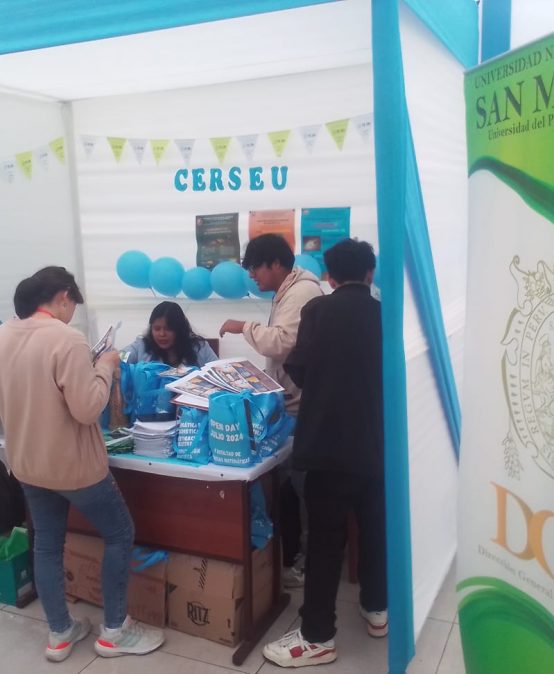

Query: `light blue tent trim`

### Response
(372, 1, 415, 673)
(404, 0, 478, 68)
(405, 121, 462, 456)
(481, 0, 512, 61)
(0, 0, 338, 55)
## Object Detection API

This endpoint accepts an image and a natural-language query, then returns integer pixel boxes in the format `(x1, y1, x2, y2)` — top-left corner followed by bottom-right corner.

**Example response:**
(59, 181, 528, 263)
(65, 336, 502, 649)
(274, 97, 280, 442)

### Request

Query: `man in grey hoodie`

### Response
(219, 233, 323, 414)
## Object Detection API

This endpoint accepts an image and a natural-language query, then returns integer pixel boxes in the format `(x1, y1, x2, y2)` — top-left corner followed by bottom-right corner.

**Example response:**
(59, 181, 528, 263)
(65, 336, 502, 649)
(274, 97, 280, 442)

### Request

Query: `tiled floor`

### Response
(0, 564, 464, 673)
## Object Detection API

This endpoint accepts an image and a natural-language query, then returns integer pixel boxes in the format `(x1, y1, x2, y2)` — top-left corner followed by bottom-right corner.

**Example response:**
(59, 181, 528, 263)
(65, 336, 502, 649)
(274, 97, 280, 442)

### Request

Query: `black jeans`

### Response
(300, 470, 387, 643)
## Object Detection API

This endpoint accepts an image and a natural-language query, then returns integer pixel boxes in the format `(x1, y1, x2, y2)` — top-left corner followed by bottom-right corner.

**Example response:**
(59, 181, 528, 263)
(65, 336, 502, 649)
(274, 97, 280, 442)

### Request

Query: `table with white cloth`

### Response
(66, 440, 293, 665)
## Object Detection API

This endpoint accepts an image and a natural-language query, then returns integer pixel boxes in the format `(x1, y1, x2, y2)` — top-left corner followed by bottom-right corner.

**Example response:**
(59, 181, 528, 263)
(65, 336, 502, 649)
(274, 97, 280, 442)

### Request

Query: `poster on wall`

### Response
(300, 207, 350, 273)
(459, 34, 554, 674)
(195, 212, 240, 269)
(248, 209, 295, 251)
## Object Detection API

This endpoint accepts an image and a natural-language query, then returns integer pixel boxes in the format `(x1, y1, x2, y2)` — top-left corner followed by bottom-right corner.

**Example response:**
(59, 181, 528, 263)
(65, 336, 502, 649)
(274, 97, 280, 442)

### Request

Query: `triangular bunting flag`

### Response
(107, 137, 127, 162)
(35, 146, 50, 170)
(299, 125, 321, 153)
(237, 134, 258, 161)
(150, 139, 169, 165)
(352, 113, 373, 141)
(49, 137, 65, 164)
(1, 159, 16, 183)
(129, 138, 147, 164)
(326, 119, 349, 150)
(16, 151, 33, 179)
(210, 137, 232, 163)
(81, 135, 98, 158)
(268, 130, 290, 158)
(174, 139, 195, 164)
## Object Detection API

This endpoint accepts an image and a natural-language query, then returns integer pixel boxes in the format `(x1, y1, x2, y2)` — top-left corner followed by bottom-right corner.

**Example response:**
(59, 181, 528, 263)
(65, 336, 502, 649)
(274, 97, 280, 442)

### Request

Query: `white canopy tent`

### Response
(0, 0, 467, 652)
(1, 0, 551, 671)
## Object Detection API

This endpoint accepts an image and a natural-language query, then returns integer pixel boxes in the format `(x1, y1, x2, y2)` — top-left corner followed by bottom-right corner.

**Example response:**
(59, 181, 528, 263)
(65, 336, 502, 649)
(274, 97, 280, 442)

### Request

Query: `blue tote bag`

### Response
(173, 406, 210, 465)
(208, 390, 264, 467)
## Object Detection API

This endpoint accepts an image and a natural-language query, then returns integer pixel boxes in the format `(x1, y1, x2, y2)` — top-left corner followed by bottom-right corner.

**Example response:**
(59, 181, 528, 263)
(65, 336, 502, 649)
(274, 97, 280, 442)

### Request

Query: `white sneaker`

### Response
(94, 615, 165, 657)
(282, 565, 305, 588)
(46, 616, 91, 662)
(359, 607, 388, 637)
(263, 628, 337, 667)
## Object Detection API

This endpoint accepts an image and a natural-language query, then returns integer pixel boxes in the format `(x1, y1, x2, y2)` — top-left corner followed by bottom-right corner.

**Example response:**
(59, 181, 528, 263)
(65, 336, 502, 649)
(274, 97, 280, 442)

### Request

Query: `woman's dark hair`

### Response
(143, 301, 203, 366)
(13, 266, 84, 319)
(324, 238, 376, 284)
(242, 233, 295, 271)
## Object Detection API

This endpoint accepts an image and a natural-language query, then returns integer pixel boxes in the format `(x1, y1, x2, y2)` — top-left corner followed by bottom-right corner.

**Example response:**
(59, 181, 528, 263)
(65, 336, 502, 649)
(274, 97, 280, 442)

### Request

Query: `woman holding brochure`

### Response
(0, 266, 164, 662)
(122, 301, 216, 368)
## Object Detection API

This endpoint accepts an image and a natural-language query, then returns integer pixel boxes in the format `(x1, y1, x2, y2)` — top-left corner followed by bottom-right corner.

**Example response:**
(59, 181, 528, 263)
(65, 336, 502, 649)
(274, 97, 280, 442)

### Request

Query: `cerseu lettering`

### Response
(174, 166, 288, 192)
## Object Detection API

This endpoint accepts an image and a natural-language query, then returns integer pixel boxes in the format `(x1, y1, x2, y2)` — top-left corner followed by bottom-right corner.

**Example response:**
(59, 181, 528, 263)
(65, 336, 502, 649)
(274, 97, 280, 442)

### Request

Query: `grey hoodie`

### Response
(242, 268, 324, 413)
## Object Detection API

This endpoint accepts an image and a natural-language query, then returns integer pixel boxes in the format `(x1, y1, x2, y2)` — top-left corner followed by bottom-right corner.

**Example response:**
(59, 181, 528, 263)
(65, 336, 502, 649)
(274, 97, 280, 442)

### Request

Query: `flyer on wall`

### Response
(248, 209, 295, 251)
(300, 206, 350, 274)
(195, 212, 240, 269)
(459, 34, 554, 674)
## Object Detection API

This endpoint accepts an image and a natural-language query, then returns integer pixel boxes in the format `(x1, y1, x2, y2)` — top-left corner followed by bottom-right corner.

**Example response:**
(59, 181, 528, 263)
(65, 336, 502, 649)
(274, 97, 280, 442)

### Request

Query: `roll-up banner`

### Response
(459, 33, 554, 674)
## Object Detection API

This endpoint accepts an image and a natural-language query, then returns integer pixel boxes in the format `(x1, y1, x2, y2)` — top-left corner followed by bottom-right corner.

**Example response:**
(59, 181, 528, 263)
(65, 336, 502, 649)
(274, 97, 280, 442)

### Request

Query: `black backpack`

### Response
(0, 462, 25, 535)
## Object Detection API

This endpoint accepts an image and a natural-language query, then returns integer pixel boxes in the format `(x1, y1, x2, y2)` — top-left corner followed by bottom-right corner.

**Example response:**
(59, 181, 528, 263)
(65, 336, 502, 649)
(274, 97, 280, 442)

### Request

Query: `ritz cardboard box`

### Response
(63, 532, 167, 627)
(167, 540, 273, 646)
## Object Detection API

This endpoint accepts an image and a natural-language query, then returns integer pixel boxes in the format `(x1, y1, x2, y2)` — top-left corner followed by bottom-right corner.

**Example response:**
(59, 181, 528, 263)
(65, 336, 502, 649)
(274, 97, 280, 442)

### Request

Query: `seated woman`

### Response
(122, 301, 217, 368)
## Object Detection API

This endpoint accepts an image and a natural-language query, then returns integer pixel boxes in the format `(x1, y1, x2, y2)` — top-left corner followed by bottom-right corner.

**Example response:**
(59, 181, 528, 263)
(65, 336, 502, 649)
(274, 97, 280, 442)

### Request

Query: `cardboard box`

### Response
(167, 541, 274, 646)
(64, 532, 167, 627)
(0, 548, 34, 606)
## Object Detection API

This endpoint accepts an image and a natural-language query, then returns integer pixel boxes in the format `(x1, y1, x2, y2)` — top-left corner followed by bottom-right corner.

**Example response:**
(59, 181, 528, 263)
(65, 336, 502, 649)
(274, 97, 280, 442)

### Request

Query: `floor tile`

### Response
(437, 624, 465, 674)
(162, 591, 301, 673)
(0, 610, 97, 673)
(81, 648, 241, 673)
(2, 597, 105, 634)
(337, 578, 360, 604)
(259, 599, 388, 674)
(0, 571, 468, 674)
(407, 617, 452, 674)
(428, 563, 458, 623)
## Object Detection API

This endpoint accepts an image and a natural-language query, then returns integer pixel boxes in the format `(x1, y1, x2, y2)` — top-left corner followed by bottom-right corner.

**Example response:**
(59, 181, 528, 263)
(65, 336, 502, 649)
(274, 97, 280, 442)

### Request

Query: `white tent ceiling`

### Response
(0, 0, 371, 101)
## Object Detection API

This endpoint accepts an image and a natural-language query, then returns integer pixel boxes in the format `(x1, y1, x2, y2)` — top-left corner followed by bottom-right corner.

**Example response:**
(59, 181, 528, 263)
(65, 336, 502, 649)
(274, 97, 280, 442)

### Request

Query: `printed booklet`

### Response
(165, 358, 283, 409)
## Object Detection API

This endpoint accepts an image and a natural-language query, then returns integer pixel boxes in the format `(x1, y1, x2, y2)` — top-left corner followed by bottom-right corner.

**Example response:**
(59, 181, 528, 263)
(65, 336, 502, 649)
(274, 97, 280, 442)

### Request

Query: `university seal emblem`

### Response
(501, 257, 554, 481)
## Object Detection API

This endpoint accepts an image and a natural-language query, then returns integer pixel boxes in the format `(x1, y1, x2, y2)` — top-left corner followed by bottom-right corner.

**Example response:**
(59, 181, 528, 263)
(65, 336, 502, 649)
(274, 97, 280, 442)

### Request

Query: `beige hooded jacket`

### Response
(242, 268, 323, 413)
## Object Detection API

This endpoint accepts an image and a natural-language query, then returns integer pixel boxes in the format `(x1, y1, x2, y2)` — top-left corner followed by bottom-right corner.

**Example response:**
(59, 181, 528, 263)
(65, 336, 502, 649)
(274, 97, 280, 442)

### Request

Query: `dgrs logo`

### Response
(491, 482, 554, 579)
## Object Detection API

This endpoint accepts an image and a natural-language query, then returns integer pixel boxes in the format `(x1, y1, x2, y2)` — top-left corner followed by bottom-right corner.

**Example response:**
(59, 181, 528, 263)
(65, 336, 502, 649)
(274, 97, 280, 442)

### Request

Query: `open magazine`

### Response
(91, 322, 121, 364)
(166, 358, 283, 409)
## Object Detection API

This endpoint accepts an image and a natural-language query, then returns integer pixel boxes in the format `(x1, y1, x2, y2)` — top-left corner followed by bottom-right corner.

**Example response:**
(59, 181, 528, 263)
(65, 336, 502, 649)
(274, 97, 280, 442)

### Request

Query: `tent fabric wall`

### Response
(399, 0, 467, 635)
(0, 93, 86, 330)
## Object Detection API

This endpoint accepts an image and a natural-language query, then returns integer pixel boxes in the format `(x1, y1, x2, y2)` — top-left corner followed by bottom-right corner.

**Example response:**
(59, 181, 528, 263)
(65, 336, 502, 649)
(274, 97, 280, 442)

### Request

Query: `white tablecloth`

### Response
(108, 437, 293, 482)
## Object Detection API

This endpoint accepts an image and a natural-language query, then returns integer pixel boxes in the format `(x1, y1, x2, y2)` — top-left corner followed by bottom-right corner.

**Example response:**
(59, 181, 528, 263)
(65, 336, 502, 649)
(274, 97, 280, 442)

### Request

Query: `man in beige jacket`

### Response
(219, 233, 323, 414)
(220, 234, 323, 587)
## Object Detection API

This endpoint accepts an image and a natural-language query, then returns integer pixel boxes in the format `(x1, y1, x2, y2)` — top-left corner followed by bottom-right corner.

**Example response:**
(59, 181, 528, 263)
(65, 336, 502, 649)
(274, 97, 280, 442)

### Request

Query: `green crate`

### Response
(0, 549, 34, 606)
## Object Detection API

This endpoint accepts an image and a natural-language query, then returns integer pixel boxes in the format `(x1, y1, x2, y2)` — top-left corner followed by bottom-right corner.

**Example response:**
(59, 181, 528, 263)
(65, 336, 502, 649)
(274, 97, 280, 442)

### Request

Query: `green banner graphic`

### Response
(458, 576, 554, 674)
(464, 34, 554, 221)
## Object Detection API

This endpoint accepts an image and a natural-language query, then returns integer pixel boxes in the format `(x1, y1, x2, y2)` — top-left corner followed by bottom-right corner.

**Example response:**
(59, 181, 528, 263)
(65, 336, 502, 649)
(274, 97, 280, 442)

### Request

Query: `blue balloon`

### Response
(182, 267, 212, 300)
(372, 255, 380, 288)
(116, 250, 152, 288)
(211, 261, 247, 299)
(294, 253, 322, 278)
(149, 257, 185, 297)
(243, 269, 274, 299)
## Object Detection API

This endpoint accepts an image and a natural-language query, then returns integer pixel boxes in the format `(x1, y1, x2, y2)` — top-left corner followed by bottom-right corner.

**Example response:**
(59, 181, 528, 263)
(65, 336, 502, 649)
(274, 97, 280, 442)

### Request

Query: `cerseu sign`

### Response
(174, 166, 288, 192)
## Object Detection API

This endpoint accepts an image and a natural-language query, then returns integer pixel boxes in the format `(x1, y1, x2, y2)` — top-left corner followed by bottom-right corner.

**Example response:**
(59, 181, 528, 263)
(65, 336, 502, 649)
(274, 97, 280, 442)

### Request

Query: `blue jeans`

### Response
(22, 473, 135, 632)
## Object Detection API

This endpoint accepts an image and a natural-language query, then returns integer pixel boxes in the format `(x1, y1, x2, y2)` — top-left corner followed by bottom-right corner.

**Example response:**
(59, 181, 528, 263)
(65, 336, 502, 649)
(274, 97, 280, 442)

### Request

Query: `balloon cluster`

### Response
(116, 250, 322, 301)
